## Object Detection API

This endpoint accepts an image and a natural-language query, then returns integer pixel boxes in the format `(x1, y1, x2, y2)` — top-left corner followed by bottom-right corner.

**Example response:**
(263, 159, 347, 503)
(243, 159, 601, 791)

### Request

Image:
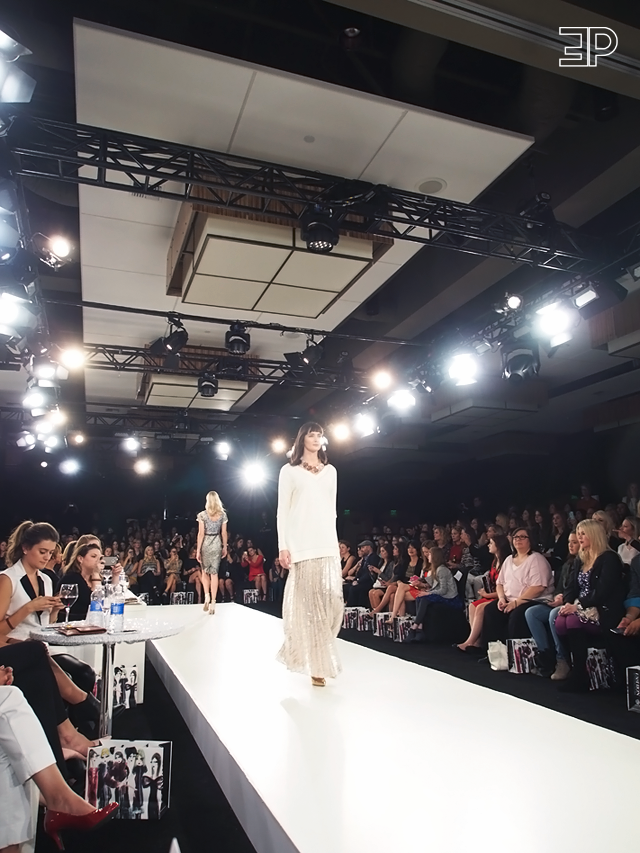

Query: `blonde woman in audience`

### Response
(617, 516, 640, 566)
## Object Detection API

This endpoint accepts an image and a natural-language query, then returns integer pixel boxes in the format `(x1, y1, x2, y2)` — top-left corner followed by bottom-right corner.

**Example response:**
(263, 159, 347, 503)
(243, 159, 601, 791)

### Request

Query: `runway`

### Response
(148, 604, 638, 853)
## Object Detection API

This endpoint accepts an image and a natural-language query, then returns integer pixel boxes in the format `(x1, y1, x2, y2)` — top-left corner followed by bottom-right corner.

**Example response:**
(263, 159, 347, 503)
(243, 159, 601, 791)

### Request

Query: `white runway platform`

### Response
(148, 604, 639, 853)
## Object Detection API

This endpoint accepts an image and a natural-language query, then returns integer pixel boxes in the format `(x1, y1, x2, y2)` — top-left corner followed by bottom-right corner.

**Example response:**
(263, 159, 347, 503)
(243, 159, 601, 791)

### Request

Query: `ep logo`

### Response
(558, 27, 618, 67)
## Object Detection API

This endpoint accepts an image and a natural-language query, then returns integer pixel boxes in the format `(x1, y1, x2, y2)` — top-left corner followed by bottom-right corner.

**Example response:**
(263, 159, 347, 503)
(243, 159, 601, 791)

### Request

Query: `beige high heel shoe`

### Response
(209, 599, 216, 615)
(311, 677, 326, 687)
(203, 593, 210, 612)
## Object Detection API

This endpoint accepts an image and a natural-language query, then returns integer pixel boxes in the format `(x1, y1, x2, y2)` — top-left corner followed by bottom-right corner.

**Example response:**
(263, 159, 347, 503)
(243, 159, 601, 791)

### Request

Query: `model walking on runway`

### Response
(196, 491, 228, 614)
(277, 422, 344, 686)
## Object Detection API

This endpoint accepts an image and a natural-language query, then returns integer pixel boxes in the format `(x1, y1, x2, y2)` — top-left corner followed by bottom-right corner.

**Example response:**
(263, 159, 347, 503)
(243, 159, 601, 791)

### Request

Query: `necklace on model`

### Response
(301, 460, 325, 474)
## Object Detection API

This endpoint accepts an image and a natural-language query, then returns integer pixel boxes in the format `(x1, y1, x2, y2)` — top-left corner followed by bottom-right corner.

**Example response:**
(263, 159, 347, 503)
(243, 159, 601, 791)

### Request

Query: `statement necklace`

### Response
(301, 460, 325, 474)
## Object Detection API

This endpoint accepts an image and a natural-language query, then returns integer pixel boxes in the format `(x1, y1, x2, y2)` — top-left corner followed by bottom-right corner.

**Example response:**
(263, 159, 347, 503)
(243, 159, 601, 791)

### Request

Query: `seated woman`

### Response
(339, 540, 356, 579)
(371, 542, 405, 614)
(136, 545, 162, 603)
(553, 519, 625, 691)
(457, 534, 511, 652)
(480, 527, 554, 649)
(460, 528, 486, 600)
(182, 545, 202, 603)
(268, 557, 287, 604)
(411, 547, 462, 640)
(617, 516, 640, 567)
(544, 511, 570, 577)
(242, 546, 266, 600)
(0, 523, 100, 731)
(384, 541, 422, 623)
(524, 531, 581, 679)
(432, 526, 451, 563)
(162, 547, 182, 601)
(0, 668, 117, 853)
(59, 541, 104, 620)
(121, 547, 139, 594)
(368, 543, 396, 612)
(592, 509, 623, 551)
(610, 553, 640, 678)
(448, 527, 463, 567)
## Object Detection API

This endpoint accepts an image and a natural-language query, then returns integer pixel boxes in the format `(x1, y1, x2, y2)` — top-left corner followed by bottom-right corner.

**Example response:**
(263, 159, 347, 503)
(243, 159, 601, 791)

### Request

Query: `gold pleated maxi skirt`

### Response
(277, 555, 344, 679)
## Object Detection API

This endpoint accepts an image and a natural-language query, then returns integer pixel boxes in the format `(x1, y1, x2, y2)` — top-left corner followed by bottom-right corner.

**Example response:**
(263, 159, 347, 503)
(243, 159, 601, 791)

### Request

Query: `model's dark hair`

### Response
(63, 542, 102, 575)
(6, 521, 59, 566)
(490, 534, 512, 569)
(289, 422, 328, 466)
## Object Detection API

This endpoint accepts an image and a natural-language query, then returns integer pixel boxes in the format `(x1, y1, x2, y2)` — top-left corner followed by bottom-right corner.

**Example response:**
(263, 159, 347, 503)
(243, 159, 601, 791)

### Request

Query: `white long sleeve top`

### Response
(277, 463, 340, 564)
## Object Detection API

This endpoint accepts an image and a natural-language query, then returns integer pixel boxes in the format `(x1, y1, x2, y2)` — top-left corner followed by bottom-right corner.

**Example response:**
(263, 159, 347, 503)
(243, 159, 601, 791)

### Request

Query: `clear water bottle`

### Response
(87, 586, 105, 627)
(108, 585, 125, 633)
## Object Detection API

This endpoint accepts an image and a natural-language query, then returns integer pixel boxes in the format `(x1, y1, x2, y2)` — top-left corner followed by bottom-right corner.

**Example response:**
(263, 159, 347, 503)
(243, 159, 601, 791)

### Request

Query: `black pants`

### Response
(347, 577, 373, 608)
(481, 600, 537, 647)
(0, 640, 67, 775)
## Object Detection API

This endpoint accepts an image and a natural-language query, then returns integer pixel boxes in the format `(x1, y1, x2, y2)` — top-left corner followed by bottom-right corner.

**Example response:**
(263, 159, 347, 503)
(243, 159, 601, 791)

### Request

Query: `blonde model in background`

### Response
(196, 491, 228, 614)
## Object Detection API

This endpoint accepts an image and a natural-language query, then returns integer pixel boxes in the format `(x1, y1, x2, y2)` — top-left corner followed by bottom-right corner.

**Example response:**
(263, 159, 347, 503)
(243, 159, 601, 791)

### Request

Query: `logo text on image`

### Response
(559, 27, 618, 67)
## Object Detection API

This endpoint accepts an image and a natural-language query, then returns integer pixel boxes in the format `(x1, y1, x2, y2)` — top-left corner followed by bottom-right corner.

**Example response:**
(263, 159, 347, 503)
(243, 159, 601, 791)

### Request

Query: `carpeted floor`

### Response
(36, 600, 638, 853)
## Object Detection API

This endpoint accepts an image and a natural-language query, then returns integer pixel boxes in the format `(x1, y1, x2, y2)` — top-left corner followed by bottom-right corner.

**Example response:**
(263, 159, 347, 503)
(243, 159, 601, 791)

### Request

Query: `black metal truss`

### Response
(8, 117, 597, 273)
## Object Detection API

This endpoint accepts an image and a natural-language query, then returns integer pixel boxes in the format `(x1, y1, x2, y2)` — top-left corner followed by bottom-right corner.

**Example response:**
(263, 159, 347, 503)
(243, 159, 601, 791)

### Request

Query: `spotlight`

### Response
(49, 236, 71, 259)
(448, 353, 478, 386)
(355, 411, 376, 438)
(501, 342, 540, 381)
(387, 389, 416, 411)
(534, 302, 575, 339)
(163, 324, 188, 353)
(331, 422, 351, 441)
(16, 431, 35, 448)
(72, 433, 85, 445)
(225, 322, 250, 355)
(242, 461, 266, 486)
(198, 372, 218, 398)
(23, 389, 44, 410)
(33, 234, 72, 269)
(372, 370, 392, 390)
(572, 279, 627, 319)
(48, 409, 66, 426)
(300, 208, 339, 254)
(123, 437, 140, 452)
(59, 348, 85, 369)
(215, 441, 230, 460)
(30, 355, 57, 381)
(40, 461, 47, 468)
(134, 458, 153, 475)
(271, 438, 287, 454)
(0, 62, 36, 104)
(60, 459, 80, 475)
(0, 290, 38, 339)
(44, 435, 60, 449)
(284, 342, 323, 371)
(494, 293, 523, 314)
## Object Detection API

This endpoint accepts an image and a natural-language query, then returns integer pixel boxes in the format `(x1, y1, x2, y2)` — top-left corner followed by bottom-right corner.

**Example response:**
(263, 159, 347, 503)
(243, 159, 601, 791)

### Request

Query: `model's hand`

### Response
(196, 552, 202, 564)
(279, 550, 291, 570)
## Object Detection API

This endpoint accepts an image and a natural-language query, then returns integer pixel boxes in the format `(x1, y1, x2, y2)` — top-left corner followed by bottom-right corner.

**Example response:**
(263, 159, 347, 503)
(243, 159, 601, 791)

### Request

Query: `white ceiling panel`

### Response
(197, 237, 291, 281)
(274, 253, 368, 292)
(74, 21, 255, 150)
(84, 369, 141, 404)
(254, 285, 335, 317)
(80, 215, 171, 277)
(79, 185, 181, 228)
(184, 275, 268, 310)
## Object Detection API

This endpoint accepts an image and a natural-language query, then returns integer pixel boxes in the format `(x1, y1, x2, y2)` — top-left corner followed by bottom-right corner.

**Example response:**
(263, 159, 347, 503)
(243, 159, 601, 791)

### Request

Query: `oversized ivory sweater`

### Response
(277, 463, 340, 564)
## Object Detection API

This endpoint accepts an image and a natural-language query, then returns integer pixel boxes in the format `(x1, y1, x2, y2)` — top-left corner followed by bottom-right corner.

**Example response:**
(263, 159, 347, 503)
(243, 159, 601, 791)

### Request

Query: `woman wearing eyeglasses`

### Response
(480, 527, 554, 649)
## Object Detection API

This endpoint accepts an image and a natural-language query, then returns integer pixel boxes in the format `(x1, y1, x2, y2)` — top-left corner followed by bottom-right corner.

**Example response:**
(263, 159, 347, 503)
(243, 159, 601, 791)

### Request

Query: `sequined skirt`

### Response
(276, 555, 344, 679)
(201, 535, 222, 575)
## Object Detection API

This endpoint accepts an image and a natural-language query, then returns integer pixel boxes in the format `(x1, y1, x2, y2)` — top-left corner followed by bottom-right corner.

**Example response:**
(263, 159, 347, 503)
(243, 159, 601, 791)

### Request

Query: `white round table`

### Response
(30, 619, 183, 737)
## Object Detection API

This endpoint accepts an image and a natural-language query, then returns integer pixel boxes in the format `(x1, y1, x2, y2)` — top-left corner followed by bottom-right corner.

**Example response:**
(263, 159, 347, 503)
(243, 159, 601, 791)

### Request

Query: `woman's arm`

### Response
(196, 519, 205, 563)
(0, 575, 58, 636)
(220, 521, 228, 558)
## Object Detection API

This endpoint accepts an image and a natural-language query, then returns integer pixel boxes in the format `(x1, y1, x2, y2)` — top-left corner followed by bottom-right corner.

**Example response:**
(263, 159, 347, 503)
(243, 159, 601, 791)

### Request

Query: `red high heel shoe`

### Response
(44, 803, 119, 850)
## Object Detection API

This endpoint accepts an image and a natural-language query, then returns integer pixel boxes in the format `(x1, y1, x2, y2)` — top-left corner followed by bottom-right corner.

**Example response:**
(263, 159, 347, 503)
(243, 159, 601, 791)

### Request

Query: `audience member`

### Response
(617, 516, 640, 566)
(242, 545, 266, 601)
(457, 534, 511, 652)
(347, 540, 380, 607)
(369, 542, 395, 612)
(411, 547, 463, 640)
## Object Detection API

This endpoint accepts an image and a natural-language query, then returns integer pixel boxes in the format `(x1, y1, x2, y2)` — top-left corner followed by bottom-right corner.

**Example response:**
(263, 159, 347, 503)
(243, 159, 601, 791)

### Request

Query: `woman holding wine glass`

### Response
(60, 542, 105, 621)
(0, 522, 99, 722)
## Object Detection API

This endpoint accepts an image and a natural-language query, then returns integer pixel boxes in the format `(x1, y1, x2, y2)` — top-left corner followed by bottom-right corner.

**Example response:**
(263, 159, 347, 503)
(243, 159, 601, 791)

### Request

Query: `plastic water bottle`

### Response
(87, 586, 105, 627)
(108, 585, 125, 633)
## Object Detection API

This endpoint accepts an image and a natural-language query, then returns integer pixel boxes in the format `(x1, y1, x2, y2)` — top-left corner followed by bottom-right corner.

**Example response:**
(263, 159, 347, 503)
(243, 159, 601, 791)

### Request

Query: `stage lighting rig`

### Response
(501, 340, 540, 381)
(33, 233, 72, 270)
(198, 372, 218, 398)
(163, 315, 188, 353)
(225, 322, 250, 355)
(572, 278, 627, 319)
(447, 353, 478, 386)
(300, 207, 339, 254)
(0, 28, 36, 103)
(284, 340, 323, 371)
(387, 388, 416, 411)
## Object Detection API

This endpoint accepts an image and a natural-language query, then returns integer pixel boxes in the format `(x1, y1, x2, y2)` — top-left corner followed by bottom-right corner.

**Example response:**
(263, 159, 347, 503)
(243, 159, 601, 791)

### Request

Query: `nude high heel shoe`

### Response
(311, 677, 326, 687)
(203, 593, 210, 612)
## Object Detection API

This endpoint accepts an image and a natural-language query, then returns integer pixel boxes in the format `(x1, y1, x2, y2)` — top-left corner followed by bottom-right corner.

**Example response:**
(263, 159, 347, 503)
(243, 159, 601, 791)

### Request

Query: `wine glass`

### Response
(59, 583, 78, 625)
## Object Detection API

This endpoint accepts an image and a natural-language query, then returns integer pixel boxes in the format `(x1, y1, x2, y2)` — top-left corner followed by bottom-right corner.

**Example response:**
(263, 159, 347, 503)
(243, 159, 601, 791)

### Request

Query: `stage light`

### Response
(372, 370, 392, 390)
(44, 435, 59, 449)
(271, 438, 287, 454)
(572, 279, 627, 319)
(506, 294, 522, 310)
(123, 437, 140, 452)
(16, 431, 35, 448)
(0, 290, 38, 338)
(198, 372, 218, 398)
(355, 411, 376, 438)
(225, 322, 250, 355)
(163, 324, 188, 353)
(40, 461, 47, 468)
(49, 237, 71, 259)
(215, 441, 230, 460)
(300, 208, 339, 254)
(23, 389, 44, 410)
(72, 433, 85, 445)
(134, 458, 153, 475)
(30, 355, 57, 381)
(534, 302, 574, 339)
(548, 331, 573, 353)
(60, 459, 80, 475)
(59, 348, 85, 369)
(285, 341, 322, 370)
(387, 389, 416, 411)
(0, 63, 35, 104)
(49, 409, 66, 426)
(448, 353, 478, 386)
(243, 461, 266, 486)
(501, 343, 540, 381)
(331, 422, 351, 441)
